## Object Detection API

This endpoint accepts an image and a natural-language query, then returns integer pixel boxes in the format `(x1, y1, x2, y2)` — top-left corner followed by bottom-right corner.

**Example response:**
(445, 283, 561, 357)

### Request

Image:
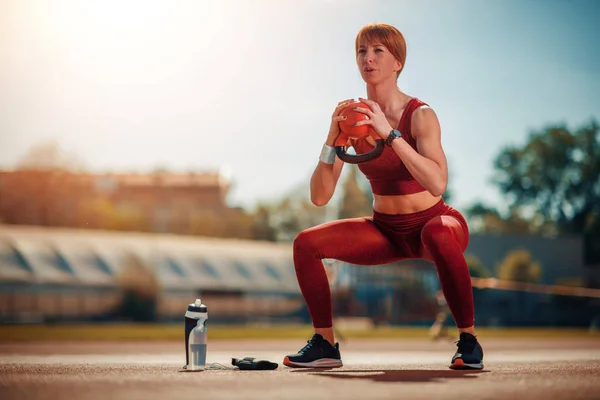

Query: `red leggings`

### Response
(293, 199, 474, 328)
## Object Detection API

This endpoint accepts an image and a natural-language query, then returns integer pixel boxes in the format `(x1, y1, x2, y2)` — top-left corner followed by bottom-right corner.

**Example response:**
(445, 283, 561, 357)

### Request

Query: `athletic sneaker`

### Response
(283, 333, 343, 368)
(449, 332, 484, 370)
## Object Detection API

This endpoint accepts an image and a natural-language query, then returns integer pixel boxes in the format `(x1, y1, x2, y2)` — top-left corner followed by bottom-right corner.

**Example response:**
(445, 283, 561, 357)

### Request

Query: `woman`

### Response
(283, 23, 484, 370)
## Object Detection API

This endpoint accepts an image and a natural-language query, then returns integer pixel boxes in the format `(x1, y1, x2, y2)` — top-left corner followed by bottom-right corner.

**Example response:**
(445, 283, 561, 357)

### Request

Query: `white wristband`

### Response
(319, 144, 336, 164)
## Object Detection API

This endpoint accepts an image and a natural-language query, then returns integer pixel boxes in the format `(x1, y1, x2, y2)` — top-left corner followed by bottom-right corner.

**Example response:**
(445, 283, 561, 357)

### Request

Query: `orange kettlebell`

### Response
(334, 101, 385, 164)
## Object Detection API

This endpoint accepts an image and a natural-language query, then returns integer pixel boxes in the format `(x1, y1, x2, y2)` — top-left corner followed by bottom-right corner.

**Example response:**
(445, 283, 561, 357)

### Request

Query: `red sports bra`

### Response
(353, 98, 428, 196)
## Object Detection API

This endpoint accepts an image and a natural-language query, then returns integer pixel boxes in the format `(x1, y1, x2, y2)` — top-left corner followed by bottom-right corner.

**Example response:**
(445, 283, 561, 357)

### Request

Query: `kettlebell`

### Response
(334, 101, 384, 164)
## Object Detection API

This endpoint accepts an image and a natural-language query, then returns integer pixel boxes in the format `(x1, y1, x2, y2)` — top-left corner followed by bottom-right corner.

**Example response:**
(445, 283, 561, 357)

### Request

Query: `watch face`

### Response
(385, 130, 402, 146)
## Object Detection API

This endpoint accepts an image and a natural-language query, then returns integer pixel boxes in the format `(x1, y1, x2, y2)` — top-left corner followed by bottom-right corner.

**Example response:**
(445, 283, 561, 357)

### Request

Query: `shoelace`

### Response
(299, 338, 318, 355)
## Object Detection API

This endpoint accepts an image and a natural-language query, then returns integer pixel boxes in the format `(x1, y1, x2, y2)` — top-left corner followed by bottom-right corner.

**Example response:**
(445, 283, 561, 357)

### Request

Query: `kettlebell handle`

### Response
(335, 139, 385, 164)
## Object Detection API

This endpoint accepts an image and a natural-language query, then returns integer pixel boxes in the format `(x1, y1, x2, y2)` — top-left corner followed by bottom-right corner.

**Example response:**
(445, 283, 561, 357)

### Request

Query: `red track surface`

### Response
(1, 338, 599, 400)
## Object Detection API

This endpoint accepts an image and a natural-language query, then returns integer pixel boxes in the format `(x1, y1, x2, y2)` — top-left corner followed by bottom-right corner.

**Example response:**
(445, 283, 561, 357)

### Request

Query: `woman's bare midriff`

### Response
(372, 191, 442, 215)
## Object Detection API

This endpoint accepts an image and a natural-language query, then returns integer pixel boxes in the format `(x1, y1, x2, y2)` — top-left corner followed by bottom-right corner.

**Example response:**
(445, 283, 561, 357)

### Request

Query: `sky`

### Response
(1, 0, 599, 212)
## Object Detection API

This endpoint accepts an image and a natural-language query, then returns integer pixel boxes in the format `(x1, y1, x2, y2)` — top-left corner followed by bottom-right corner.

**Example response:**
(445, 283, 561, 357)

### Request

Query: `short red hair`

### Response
(355, 23, 407, 77)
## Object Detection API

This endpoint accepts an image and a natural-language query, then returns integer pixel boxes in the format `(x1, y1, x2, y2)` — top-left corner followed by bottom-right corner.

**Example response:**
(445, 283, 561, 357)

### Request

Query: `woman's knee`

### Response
(293, 229, 309, 249)
(421, 216, 468, 252)
(293, 229, 320, 258)
(421, 217, 452, 246)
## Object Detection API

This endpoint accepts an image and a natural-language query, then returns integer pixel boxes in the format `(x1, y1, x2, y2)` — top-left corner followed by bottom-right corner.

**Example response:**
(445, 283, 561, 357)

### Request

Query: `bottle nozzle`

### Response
(195, 299, 202, 307)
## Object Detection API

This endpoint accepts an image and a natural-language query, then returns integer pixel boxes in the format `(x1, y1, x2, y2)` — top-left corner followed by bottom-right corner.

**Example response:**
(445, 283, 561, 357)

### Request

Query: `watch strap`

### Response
(385, 129, 402, 146)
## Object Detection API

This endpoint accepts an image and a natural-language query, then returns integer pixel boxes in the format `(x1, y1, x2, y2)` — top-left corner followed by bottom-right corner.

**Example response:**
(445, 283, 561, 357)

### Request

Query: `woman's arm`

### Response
(309, 148, 346, 206)
(388, 106, 448, 196)
(309, 98, 356, 206)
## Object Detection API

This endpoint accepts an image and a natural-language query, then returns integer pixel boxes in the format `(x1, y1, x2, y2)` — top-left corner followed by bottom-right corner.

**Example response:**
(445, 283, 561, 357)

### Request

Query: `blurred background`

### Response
(1, 0, 599, 336)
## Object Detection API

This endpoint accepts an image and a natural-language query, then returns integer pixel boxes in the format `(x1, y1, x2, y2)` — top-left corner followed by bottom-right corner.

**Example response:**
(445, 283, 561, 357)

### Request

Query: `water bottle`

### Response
(184, 298, 208, 371)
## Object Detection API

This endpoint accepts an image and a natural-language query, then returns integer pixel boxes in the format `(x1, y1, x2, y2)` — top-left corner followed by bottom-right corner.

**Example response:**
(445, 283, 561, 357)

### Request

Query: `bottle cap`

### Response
(187, 299, 207, 313)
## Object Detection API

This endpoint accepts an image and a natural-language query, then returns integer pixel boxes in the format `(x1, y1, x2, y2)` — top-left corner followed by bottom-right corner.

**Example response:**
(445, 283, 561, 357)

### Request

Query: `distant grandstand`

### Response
(0, 225, 303, 323)
(3, 225, 589, 327)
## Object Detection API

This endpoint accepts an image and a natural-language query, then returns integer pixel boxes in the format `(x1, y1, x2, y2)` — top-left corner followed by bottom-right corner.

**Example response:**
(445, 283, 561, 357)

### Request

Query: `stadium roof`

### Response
(0, 226, 298, 293)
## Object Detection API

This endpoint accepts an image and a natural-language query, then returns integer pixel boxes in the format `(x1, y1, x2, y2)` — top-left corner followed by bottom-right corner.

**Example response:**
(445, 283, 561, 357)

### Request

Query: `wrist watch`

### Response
(385, 129, 402, 146)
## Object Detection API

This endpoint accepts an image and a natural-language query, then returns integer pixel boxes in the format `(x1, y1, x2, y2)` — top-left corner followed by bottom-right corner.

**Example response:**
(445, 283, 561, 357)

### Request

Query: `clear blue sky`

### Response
(1, 0, 599, 211)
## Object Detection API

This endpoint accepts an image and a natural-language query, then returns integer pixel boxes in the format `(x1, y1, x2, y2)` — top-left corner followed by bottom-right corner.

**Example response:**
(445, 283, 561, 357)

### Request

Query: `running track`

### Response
(1, 338, 599, 400)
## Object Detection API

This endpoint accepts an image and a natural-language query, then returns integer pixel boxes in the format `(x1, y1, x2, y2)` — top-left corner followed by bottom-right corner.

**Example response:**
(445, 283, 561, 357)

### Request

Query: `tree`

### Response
(79, 198, 147, 231)
(114, 254, 159, 321)
(464, 253, 491, 316)
(496, 249, 542, 284)
(16, 139, 85, 172)
(469, 120, 600, 264)
(464, 253, 492, 278)
(493, 122, 600, 231)
(465, 201, 553, 235)
(248, 182, 332, 242)
(338, 165, 372, 219)
(495, 249, 543, 325)
(251, 205, 277, 241)
(442, 159, 455, 205)
(441, 187, 452, 205)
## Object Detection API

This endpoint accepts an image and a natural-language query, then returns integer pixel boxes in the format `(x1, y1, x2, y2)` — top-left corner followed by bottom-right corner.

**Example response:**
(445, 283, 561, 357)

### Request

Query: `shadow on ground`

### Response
(290, 369, 488, 383)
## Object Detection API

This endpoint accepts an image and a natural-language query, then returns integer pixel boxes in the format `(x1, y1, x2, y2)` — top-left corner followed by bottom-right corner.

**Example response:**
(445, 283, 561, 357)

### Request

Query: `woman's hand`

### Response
(325, 99, 353, 145)
(352, 97, 394, 139)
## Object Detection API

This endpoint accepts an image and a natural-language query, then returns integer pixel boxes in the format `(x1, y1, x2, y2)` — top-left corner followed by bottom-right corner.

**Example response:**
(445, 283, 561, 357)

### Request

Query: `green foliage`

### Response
(251, 205, 277, 241)
(338, 166, 372, 219)
(496, 249, 542, 283)
(249, 190, 330, 242)
(442, 159, 454, 205)
(469, 120, 600, 263)
(83, 198, 147, 231)
(16, 139, 85, 172)
(465, 201, 555, 235)
(464, 253, 492, 278)
(492, 121, 600, 234)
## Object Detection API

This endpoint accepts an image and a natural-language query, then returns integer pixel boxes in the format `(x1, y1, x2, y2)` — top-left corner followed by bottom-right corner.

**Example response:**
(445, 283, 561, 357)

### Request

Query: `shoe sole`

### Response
(449, 358, 484, 370)
(283, 356, 343, 368)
